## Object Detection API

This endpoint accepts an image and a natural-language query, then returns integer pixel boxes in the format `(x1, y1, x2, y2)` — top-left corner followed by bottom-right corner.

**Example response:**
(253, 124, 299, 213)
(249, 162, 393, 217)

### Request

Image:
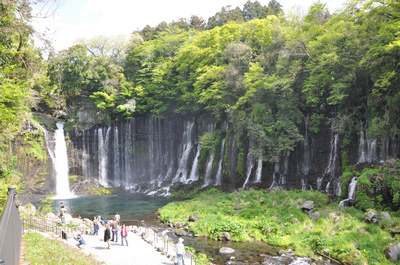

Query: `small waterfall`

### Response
(325, 181, 330, 194)
(189, 145, 201, 182)
(339, 177, 358, 207)
(113, 125, 120, 186)
(301, 179, 306, 190)
(173, 121, 194, 183)
(98, 127, 111, 187)
(279, 156, 288, 185)
(203, 153, 215, 187)
(215, 138, 226, 185)
(325, 126, 339, 178)
(299, 119, 311, 175)
(254, 154, 263, 183)
(316, 177, 323, 190)
(269, 162, 280, 189)
(53, 122, 74, 199)
(243, 151, 254, 188)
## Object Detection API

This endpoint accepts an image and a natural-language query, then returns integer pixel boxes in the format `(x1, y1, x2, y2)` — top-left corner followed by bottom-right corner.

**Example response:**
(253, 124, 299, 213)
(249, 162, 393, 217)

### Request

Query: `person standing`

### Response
(93, 216, 99, 235)
(120, 224, 128, 246)
(104, 224, 111, 249)
(111, 218, 119, 242)
(176, 238, 185, 265)
(60, 205, 67, 223)
(115, 212, 120, 225)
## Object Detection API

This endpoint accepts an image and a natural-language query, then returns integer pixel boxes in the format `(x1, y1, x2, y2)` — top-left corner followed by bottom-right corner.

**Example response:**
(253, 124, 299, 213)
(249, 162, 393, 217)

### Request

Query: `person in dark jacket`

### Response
(104, 224, 111, 249)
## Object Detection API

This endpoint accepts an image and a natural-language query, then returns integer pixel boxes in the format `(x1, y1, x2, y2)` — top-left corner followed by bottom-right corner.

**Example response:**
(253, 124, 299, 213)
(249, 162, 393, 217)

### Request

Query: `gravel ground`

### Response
(65, 227, 191, 265)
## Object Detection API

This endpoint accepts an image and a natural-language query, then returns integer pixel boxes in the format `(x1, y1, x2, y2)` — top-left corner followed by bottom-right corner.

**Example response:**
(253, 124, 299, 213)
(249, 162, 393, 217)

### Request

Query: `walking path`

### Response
(64, 226, 191, 265)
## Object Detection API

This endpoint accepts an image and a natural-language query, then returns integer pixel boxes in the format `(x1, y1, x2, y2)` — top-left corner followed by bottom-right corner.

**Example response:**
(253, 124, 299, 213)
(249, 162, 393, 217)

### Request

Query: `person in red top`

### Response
(121, 224, 128, 246)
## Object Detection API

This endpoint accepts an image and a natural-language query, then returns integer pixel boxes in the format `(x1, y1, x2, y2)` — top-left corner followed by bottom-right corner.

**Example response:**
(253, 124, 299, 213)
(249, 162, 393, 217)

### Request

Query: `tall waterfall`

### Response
(174, 121, 194, 183)
(53, 122, 74, 199)
(203, 153, 215, 187)
(189, 145, 200, 182)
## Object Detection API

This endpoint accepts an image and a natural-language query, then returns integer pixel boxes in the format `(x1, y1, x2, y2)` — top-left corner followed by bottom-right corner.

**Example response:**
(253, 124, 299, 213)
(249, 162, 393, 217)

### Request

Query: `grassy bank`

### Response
(24, 232, 103, 265)
(159, 188, 399, 265)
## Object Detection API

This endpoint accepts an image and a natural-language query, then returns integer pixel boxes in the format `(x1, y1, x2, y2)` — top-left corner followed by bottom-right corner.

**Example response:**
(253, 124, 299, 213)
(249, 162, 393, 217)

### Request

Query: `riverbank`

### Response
(159, 188, 400, 264)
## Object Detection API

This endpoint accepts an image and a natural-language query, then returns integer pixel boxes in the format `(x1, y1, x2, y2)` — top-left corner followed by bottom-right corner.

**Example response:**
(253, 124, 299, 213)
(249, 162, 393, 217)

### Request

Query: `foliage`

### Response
(24, 232, 102, 265)
(37, 193, 55, 215)
(87, 187, 112, 196)
(160, 189, 398, 264)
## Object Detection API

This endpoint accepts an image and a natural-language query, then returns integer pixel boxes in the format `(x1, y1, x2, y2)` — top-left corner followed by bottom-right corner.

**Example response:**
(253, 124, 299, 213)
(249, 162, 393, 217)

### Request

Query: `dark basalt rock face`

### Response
(31, 112, 398, 196)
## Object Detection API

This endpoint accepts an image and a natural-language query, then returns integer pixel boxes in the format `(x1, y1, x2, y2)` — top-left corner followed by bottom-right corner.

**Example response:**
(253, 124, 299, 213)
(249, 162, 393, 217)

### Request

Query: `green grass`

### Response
(159, 188, 398, 264)
(24, 232, 103, 265)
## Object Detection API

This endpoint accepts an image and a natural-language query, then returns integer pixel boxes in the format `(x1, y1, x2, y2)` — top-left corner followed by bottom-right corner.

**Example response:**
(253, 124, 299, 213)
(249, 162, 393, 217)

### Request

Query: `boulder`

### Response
(365, 210, 378, 224)
(189, 213, 201, 222)
(234, 205, 243, 210)
(233, 210, 240, 215)
(391, 228, 400, 235)
(219, 247, 235, 254)
(21, 204, 37, 216)
(218, 232, 231, 241)
(277, 249, 285, 256)
(310, 212, 320, 221)
(301, 201, 314, 211)
(381, 212, 392, 222)
(384, 242, 400, 263)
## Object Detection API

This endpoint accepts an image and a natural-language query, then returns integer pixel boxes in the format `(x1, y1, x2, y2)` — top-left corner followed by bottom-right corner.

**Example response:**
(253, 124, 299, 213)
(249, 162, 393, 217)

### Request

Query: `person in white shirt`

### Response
(176, 238, 185, 265)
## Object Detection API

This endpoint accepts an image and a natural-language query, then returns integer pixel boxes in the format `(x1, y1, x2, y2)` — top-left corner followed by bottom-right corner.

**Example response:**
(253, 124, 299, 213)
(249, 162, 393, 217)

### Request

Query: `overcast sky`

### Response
(32, 0, 349, 51)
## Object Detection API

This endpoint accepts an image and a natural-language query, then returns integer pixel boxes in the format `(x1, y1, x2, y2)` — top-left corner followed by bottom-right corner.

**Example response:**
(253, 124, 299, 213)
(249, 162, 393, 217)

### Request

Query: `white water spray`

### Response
(53, 122, 74, 199)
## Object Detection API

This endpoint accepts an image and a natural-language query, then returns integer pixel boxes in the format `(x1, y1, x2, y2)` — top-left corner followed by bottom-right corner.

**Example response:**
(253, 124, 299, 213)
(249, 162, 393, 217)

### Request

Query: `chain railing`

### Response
(138, 226, 212, 265)
(0, 186, 22, 265)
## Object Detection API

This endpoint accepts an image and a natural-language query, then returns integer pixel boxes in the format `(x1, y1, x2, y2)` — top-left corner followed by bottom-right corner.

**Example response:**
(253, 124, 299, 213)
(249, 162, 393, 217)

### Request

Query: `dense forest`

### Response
(1, 0, 400, 201)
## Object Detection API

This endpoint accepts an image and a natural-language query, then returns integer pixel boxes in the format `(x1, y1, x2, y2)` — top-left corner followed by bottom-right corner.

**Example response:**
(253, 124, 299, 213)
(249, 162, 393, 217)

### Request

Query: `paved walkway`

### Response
(65, 227, 191, 265)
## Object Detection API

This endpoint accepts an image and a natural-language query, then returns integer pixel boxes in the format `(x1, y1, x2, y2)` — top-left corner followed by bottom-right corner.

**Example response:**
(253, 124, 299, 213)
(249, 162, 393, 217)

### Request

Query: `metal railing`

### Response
(0, 186, 22, 265)
(22, 214, 58, 235)
(138, 226, 212, 265)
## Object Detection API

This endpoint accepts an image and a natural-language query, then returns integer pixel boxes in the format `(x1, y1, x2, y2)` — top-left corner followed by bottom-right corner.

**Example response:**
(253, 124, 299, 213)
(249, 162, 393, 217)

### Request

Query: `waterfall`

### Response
(113, 125, 120, 186)
(189, 145, 201, 182)
(173, 121, 194, 183)
(53, 122, 74, 199)
(339, 177, 358, 207)
(269, 162, 280, 189)
(279, 156, 288, 185)
(243, 151, 254, 188)
(316, 177, 323, 190)
(325, 126, 339, 178)
(301, 179, 306, 190)
(254, 154, 263, 183)
(203, 153, 215, 187)
(98, 127, 111, 187)
(215, 138, 226, 185)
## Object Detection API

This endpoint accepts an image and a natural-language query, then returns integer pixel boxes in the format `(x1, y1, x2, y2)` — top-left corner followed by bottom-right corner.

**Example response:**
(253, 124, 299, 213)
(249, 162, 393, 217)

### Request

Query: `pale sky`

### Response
(32, 0, 349, 51)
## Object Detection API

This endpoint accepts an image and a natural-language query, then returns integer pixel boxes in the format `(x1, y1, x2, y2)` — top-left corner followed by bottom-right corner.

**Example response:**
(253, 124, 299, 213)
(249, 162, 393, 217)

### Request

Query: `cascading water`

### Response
(243, 151, 254, 188)
(173, 121, 194, 183)
(53, 122, 74, 199)
(254, 154, 263, 183)
(339, 177, 358, 207)
(189, 145, 201, 182)
(215, 138, 226, 185)
(203, 153, 215, 187)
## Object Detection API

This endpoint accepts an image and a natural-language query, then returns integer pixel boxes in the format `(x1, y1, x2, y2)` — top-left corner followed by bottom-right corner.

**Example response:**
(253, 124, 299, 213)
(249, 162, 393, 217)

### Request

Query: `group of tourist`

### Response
(92, 212, 128, 249)
(63, 206, 185, 264)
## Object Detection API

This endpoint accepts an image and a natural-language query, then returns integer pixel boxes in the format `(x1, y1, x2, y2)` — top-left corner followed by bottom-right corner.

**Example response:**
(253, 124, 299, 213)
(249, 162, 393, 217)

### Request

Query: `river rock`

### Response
(175, 229, 187, 236)
(233, 210, 240, 215)
(301, 201, 314, 211)
(174, 222, 182, 228)
(218, 232, 231, 241)
(365, 210, 378, 224)
(234, 205, 243, 210)
(219, 247, 235, 254)
(384, 242, 400, 263)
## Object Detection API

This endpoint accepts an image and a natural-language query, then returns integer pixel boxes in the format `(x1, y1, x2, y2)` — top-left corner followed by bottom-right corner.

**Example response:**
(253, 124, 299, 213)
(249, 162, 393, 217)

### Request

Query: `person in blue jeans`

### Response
(111, 218, 119, 242)
(120, 224, 128, 246)
(176, 238, 185, 265)
(74, 234, 86, 248)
